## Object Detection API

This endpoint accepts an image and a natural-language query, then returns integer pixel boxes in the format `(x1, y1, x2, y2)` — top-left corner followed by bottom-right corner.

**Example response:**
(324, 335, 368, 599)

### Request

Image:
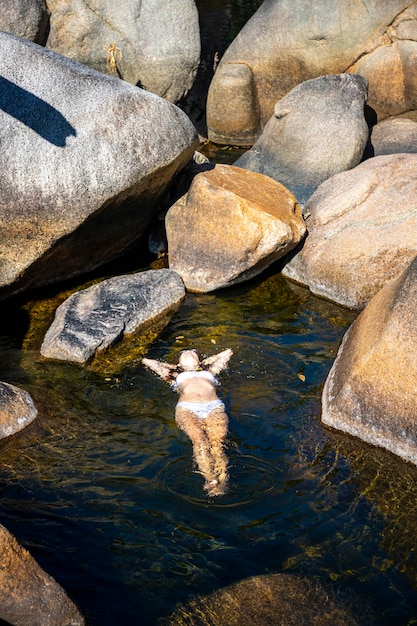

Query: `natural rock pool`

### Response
(1, 1, 417, 623)
(1, 262, 417, 624)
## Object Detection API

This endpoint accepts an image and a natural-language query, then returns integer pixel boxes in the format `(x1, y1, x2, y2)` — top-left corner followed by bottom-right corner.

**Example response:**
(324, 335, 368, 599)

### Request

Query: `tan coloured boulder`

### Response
(164, 573, 365, 625)
(0, 523, 84, 625)
(349, 23, 417, 120)
(206, 0, 416, 145)
(322, 255, 417, 466)
(0, 381, 38, 440)
(282, 154, 417, 309)
(165, 164, 306, 292)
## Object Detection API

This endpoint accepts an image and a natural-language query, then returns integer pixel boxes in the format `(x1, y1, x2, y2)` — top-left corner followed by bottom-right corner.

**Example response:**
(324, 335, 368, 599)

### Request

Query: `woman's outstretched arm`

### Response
(202, 349, 233, 375)
(142, 358, 177, 383)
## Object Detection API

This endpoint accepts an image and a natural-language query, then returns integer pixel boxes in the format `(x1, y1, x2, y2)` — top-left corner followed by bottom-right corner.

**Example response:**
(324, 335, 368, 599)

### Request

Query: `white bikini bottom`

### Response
(176, 399, 225, 419)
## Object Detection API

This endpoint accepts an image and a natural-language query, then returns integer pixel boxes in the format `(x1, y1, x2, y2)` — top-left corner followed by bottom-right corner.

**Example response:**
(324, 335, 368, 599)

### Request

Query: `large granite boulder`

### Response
(163, 573, 364, 625)
(46, 0, 200, 103)
(322, 255, 417, 466)
(0, 32, 198, 299)
(282, 153, 417, 309)
(371, 117, 417, 155)
(41, 269, 185, 363)
(165, 164, 306, 292)
(206, 0, 416, 145)
(0, 381, 38, 440)
(0, 0, 48, 45)
(235, 74, 369, 207)
(0, 523, 84, 625)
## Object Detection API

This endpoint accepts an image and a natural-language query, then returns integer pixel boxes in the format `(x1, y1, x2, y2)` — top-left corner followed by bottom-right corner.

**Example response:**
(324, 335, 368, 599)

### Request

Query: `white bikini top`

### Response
(173, 370, 219, 390)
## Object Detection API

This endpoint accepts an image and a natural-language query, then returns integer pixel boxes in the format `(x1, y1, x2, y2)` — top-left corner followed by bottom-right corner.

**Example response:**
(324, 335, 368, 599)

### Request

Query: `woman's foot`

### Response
(204, 479, 227, 497)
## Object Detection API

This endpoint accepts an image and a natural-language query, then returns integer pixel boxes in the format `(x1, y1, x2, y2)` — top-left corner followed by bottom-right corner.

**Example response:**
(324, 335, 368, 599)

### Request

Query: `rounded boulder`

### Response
(166, 164, 306, 292)
(234, 73, 369, 207)
(283, 153, 417, 309)
(322, 255, 417, 466)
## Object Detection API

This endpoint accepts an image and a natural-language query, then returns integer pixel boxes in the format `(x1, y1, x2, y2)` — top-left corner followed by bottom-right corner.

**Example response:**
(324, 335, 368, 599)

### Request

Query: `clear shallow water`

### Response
(2, 270, 417, 624)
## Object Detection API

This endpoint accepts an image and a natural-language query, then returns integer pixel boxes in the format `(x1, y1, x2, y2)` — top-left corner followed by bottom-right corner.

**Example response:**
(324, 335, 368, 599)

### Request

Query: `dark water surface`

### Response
(1, 2, 417, 625)
(2, 269, 417, 624)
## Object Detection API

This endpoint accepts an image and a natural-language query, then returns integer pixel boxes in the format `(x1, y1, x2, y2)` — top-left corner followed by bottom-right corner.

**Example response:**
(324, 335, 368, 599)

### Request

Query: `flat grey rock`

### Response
(41, 270, 185, 363)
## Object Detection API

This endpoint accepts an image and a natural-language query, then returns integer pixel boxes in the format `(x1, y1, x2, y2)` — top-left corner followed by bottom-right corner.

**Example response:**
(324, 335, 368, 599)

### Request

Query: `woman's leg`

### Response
(204, 408, 229, 493)
(175, 407, 216, 486)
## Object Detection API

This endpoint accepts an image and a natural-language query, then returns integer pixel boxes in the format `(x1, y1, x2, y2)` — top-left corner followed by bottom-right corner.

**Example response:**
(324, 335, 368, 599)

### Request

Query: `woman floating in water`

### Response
(142, 348, 233, 496)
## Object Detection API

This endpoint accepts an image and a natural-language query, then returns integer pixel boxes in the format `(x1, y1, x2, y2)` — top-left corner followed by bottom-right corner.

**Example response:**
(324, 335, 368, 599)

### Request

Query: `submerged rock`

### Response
(162, 573, 365, 625)
(0, 381, 38, 440)
(322, 255, 417, 466)
(0, 523, 84, 625)
(283, 153, 417, 309)
(166, 164, 306, 292)
(206, 0, 416, 145)
(46, 0, 200, 102)
(0, 31, 198, 299)
(41, 270, 185, 364)
(235, 74, 369, 207)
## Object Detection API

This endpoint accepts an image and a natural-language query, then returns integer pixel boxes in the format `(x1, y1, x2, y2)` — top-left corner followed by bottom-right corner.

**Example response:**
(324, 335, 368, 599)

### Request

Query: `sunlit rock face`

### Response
(0, 523, 85, 625)
(0, 382, 38, 440)
(0, 0, 48, 44)
(234, 74, 369, 207)
(0, 31, 198, 299)
(46, 0, 201, 103)
(282, 153, 417, 309)
(166, 164, 306, 293)
(206, 0, 416, 145)
(322, 255, 417, 466)
(41, 270, 185, 364)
